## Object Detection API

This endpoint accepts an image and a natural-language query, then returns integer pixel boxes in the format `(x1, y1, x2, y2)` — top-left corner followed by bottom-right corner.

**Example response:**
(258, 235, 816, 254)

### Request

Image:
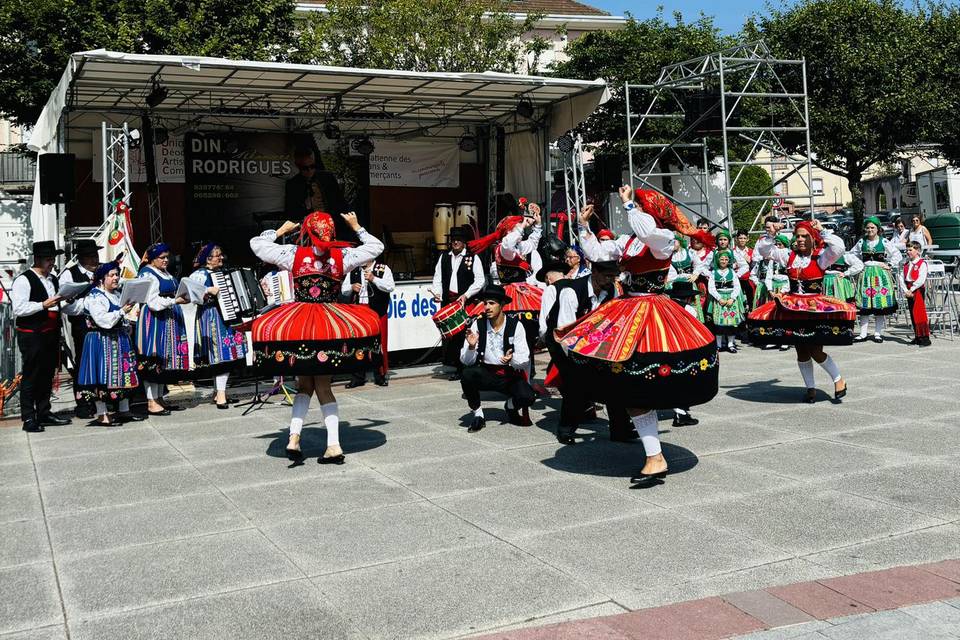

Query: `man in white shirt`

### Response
(342, 259, 396, 386)
(60, 239, 101, 418)
(432, 226, 485, 380)
(10, 241, 71, 432)
(460, 284, 534, 432)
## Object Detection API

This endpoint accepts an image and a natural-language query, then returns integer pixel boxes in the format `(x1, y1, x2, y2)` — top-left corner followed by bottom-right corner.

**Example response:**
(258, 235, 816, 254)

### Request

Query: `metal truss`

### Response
(486, 126, 500, 235)
(625, 41, 815, 233)
(101, 122, 131, 222)
(561, 135, 587, 244)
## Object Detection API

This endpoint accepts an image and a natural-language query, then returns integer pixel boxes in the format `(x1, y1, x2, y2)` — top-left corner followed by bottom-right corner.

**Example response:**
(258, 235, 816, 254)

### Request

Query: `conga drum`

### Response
(433, 203, 454, 250)
(454, 201, 478, 228)
(432, 299, 484, 338)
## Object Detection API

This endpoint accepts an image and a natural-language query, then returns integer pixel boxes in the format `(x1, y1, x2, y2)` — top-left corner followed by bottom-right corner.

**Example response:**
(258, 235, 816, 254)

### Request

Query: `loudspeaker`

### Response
(593, 155, 623, 191)
(39, 153, 76, 204)
(682, 91, 739, 135)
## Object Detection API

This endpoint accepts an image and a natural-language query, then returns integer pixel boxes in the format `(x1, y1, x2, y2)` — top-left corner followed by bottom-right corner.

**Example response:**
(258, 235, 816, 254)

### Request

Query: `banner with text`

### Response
(368, 140, 459, 188)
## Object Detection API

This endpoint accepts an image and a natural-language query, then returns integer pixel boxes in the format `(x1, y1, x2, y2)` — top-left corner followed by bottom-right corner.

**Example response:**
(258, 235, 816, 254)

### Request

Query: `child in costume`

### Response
(899, 241, 931, 347)
(707, 250, 745, 353)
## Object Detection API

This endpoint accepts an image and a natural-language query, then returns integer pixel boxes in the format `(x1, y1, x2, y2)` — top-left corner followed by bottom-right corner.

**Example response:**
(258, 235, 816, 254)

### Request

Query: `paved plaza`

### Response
(1, 323, 959, 640)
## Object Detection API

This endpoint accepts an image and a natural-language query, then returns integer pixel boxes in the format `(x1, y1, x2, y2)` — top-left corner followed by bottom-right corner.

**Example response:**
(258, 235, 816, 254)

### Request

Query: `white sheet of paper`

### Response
(58, 281, 91, 301)
(119, 278, 152, 305)
(176, 278, 207, 304)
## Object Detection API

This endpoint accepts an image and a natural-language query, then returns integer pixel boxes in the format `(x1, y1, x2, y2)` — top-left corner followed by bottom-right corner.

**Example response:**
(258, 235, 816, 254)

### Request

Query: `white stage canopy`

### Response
(28, 50, 608, 240)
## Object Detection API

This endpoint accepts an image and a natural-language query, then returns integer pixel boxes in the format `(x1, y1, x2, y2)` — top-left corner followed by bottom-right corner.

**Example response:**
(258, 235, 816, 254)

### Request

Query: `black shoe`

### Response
(871, 335, 883, 344)
(147, 408, 172, 416)
(374, 377, 388, 387)
(116, 412, 147, 422)
(89, 416, 119, 427)
(853, 335, 868, 343)
(672, 414, 699, 427)
(779, 345, 791, 351)
(345, 379, 366, 389)
(630, 469, 668, 485)
(75, 406, 95, 419)
(909, 338, 919, 345)
(803, 389, 817, 404)
(505, 402, 532, 426)
(163, 404, 185, 412)
(216, 403, 230, 410)
(834, 381, 847, 400)
(467, 416, 486, 433)
(580, 406, 598, 423)
(919, 339, 932, 347)
(38, 414, 71, 426)
(318, 453, 346, 465)
(727, 345, 738, 354)
(448, 372, 462, 381)
(557, 426, 577, 445)
(610, 431, 640, 442)
(22, 420, 43, 433)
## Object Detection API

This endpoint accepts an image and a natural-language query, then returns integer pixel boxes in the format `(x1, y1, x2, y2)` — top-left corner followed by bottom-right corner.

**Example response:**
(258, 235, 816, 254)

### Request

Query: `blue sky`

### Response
(588, 1, 773, 33)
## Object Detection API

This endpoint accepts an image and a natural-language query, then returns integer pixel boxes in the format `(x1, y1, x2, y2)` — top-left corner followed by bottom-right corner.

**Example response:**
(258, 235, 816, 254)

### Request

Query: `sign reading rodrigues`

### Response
(368, 140, 460, 188)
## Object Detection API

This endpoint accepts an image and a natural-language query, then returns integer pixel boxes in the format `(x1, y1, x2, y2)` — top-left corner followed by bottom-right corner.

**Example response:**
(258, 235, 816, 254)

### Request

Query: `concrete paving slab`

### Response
(262, 501, 493, 576)
(33, 445, 186, 485)
(39, 465, 215, 515)
(825, 420, 960, 458)
(832, 461, 960, 520)
(0, 461, 37, 489)
(0, 441, 32, 466)
(820, 608, 956, 640)
(731, 622, 833, 640)
(740, 407, 899, 435)
(223, 467, 419, 524)
(899, 601, 960, 636)
(679, 486, 943, 555)
(0, 563, 63, 635)
(313, 542, 605, 640)
(351, 431, 495, 468)
(719, 439, 905, 482)
(467, 602, 628, 637)
(68, 579, 364, 640)
(0, 519, 51, 569)
(0, 627, 69, 640)
(28, 427, 167, 461)
(651, 419, 805, 458)
(57, 529, 302, 619)
(46, 492, 250, 558)
(804, 524, 960, 573)
(0, 485, 42, 524)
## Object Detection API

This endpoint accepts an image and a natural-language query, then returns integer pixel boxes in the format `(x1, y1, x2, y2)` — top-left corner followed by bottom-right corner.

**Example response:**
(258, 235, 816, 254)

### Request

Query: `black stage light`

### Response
(556, 132, 575, 153)
(458, 133, 477, 152)
(323, 121, 342, 140)
(146, 84, 168, 108)
(153, 127, 169, 146)
(516, 97, 535, 119)
(353, 135, 375, 155)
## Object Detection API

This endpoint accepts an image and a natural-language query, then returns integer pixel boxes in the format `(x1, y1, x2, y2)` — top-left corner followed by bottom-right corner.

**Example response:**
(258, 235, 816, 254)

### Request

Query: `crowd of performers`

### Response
(10, 194, 936, 485)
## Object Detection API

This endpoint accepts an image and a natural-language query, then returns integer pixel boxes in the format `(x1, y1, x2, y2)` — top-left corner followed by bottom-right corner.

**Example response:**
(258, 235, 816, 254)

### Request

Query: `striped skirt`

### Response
(194, 303, 247, 375)
(136, 305, 190, 382)
(77, 329, 139, 401)
(856, 265, 898, 316)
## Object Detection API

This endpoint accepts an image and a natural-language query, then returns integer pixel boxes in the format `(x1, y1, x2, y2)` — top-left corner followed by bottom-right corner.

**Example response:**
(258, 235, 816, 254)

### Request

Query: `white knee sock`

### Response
(289, 393, 310, 436)
(729, 336, 737, 348)
(474, 408, 484, 418)
(95, 400, 108, 416)
(818, 356, 842, 383)
(859, 318, 870, 338)
(798, 359, 816, 388)
(321, 401, 340, 447)
(875, 316, 885, 336)
(716, 335, 723, 348)
(119, 399, 129, 412)
(674, 407, 688, 416)
(630, 411, 661, 456)
(506, 397, 514, 410)
(214, 373, 228, 392)
(145, 382, 161, 401)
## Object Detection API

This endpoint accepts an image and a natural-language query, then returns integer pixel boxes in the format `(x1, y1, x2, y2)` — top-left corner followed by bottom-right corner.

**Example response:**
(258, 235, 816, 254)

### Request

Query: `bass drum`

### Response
(433, 203, 454, 250)
(454, 201, 478, 229)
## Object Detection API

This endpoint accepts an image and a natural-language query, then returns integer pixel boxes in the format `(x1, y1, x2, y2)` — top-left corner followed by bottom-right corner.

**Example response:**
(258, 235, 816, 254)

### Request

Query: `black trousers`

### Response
(442, 331, 466, 372)
(70, 321, 94, 410)
(17, 330, 60, 424)
(546, 341, 589, 428)
(460, 365, 535, 410)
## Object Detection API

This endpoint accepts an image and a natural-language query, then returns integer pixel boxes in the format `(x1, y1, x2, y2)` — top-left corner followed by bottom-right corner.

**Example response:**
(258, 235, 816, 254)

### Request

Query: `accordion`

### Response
(262, 270, 294, 306)
(210, 268, 266, 325)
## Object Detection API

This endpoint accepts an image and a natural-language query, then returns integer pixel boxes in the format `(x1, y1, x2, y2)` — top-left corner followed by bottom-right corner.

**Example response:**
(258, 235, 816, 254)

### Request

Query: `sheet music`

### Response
(59, 281, 92, 301)
(176, 278, 207, 304)
(119, 278, 152, 305)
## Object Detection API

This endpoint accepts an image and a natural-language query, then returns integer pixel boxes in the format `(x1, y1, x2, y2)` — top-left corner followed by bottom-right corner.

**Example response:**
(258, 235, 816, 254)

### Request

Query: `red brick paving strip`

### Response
(474, 560, 960, 640)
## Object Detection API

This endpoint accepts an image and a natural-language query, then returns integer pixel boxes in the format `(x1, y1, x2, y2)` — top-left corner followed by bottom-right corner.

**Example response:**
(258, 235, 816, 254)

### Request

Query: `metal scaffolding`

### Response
(561, 135, 587, 244)
(100, 122, 131, 222)
(625, 41, 815, 233)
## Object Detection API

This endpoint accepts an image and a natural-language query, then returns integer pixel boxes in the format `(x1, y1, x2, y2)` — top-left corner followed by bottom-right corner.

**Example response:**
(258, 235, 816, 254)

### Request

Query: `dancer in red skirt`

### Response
(556, 186, 719, 486)
(747, 220, 855, 403)
(899, 241, 931, 347)
(250, 211, 384, 463)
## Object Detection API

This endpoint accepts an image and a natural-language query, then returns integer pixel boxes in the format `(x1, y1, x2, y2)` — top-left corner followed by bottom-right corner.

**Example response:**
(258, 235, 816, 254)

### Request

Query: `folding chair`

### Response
(925, 259, 957, 339)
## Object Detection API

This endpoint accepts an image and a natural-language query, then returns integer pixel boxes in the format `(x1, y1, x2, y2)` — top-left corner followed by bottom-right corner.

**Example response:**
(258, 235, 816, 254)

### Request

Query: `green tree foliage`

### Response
(0, 0, 298, 127)
(730, 165, 773, 234)
(294, 0, 541, 73)
(749, 0, 951, 228)
(924, 3, 960, 168)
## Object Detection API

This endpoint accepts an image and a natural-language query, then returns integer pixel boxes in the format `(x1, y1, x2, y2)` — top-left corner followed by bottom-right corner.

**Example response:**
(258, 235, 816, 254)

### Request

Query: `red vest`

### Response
(293, 246, 344, 279)
(494, 245, 531, 273)
(903, 259, 925, 284)
(786, 251, 825, 282)
(619, 236, 671, 274)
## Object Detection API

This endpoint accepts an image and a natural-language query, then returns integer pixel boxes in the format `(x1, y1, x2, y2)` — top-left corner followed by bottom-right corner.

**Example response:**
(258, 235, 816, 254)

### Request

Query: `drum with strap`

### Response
(432, 299, 484, 339)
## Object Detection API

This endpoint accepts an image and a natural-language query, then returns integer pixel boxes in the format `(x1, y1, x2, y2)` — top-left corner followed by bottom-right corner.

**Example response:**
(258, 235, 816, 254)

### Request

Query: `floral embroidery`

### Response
(699, 359, 709, 371)
(177, 342, 189, 354)
(864, 287, 877, 297)
(318, 352, 328, 362)
(274, 351, 284, 362)
(610, 363, 624, 374)
(309, 286, 322, 298)
(657, 365, 672, 377)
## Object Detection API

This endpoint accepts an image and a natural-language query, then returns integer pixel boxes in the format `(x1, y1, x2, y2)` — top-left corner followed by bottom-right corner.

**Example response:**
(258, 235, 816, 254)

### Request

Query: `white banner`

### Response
(92, 130, 185, 184)
(386, 281, 442, 351)
(368, 140, 459, 188)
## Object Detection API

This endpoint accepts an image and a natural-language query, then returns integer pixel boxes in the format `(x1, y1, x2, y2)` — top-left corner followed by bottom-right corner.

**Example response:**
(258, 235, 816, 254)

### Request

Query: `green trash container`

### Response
(927, 214, 960, 250)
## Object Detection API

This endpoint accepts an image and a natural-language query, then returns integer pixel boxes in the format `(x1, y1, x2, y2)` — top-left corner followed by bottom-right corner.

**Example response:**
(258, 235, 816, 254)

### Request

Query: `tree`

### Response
(924, 3, 960, 167)
(0, 0, 298, 127)
(730, 165, 773, 233)
(750, 0, 945, 229)
(294, 0, 541, 73)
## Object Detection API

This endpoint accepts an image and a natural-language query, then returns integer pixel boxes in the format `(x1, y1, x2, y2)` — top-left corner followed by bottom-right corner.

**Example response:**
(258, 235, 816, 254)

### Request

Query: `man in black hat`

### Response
(459, 283, 534, 432)
(432, 224, 485, 381)
(538, 259, 621, 444)
(10, 241, 72, 432)
(61, 239, 102, 418)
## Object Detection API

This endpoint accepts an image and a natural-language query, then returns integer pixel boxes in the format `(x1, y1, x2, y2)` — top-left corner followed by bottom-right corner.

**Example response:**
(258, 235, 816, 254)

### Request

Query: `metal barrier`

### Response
(0, 302, 22, 415)
(0, 151, 35, 185)
(925, 259, 958, 339)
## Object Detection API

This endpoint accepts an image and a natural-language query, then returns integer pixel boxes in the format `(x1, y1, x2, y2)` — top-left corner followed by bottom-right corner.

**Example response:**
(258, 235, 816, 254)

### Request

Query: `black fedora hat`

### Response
(535, 259, 568, 283)
(476, 283, 512, 305)
(73, 239, 103, 256)
(448, 225, 472, 242)
(591, 260, 621, 275)
(669, 279, 698, 300)
(32, 241, 64, 258)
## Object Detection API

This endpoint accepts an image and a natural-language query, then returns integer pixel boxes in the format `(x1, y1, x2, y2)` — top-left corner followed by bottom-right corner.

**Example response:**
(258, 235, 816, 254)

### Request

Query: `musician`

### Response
(431, 226, 485, 381)
(460, 283, 534, 433)
(136, 243, 190, 416)
(284, 147, 352, 239)
(61, 239, 101, 419)
(343, 258, 395, 387)
(188, 243, 248, 409)
(11, 241, 71, 432)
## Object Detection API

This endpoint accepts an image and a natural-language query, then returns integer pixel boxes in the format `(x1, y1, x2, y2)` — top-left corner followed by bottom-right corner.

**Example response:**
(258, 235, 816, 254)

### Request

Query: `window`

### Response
(812, 178, 824, 196)
(935, 179, 950, 211)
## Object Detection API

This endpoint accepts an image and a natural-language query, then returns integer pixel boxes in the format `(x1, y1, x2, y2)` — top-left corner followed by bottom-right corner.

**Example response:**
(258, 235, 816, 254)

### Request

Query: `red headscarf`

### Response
(468, 215, 525, 255)
(792, 220, 823, 250)
(597, 228, 616, 241)
(299, 211, 353, 253)
(634, 189, 716, 251)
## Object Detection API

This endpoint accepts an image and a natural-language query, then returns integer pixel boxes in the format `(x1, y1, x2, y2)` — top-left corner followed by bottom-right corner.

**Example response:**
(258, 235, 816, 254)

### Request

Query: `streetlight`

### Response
(833, 186, 839, 210)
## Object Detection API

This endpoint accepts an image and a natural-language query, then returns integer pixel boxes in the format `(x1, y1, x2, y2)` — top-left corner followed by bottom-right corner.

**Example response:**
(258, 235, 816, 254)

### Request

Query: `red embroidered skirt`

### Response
(554, 294, 719, 409)
(747, 293, 857, 345)
(502, 282, 543, 322)
(251, 301, 382, 375)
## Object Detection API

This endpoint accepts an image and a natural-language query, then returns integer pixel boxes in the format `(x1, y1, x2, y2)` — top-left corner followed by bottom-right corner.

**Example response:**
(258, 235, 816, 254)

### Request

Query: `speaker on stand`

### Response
(38, 153, 76, 204)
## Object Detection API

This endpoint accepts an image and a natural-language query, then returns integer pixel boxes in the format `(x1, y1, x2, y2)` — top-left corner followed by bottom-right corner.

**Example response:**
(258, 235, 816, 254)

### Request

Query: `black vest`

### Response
(545, 276, 593, 340)
(349, 262, 390, 316)
(66, 265, 93, 325)
(15, 269, 60, 331)
(475, 315, 519, 363)
(440, 252, 477, 304)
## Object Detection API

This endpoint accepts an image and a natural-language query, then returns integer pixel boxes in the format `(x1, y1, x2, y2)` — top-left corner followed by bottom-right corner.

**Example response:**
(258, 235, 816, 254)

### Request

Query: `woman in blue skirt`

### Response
(77, 258, 144, 426)
(136, 243, 190, 416)
(188, 243, 248, 409)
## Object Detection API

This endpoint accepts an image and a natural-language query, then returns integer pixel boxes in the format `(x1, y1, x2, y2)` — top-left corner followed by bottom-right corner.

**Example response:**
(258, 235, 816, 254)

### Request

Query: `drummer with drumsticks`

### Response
(431, 225, 486, 381)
